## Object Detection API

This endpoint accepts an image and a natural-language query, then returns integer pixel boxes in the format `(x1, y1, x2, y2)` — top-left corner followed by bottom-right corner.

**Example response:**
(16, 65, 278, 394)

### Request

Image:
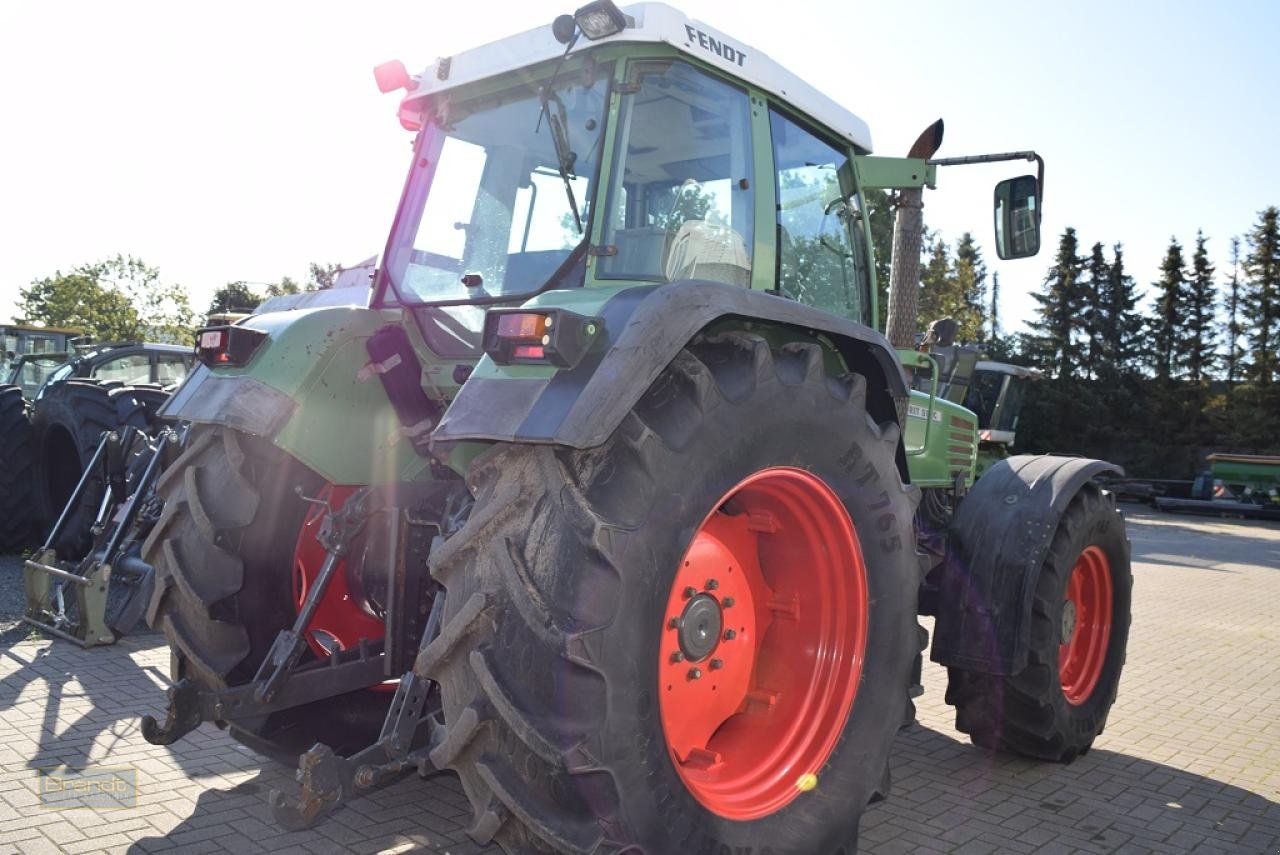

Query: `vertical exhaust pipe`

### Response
(885, 119, 945, 351)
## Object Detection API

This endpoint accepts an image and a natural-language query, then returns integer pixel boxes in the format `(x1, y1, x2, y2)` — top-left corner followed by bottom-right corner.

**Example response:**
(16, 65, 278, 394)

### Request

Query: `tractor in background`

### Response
(135, 5, 1132, 852)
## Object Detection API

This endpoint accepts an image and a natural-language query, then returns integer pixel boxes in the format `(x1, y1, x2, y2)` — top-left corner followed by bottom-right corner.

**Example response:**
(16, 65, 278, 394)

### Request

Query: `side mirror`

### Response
(993, 174, 1041, 260)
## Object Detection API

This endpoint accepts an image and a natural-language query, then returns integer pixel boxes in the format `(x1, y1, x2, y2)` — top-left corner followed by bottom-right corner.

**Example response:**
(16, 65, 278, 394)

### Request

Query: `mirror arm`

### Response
(928, 151, 1044, 215)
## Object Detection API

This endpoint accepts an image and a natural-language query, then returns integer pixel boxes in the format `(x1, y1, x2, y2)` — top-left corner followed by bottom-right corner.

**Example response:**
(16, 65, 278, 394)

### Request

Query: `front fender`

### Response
(160, 306, 430, 485)
(433, 280, 907, 449)
(931, 454, 1123, 675)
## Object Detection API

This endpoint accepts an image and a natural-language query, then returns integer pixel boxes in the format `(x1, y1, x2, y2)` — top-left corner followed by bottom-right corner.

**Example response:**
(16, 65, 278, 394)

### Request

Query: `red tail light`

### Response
(483, 309, 602, 368)
(195, 325, 268, 368)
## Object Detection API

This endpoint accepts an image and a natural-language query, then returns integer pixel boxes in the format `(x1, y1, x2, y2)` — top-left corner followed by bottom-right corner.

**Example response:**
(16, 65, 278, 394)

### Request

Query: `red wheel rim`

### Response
(292, 484, 386, 666)
(657, 467, 868, 820)
(1058, 545, 1113, 706)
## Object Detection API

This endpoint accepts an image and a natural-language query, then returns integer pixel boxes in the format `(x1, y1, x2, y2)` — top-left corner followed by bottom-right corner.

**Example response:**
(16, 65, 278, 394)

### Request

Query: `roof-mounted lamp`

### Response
(563, 0, 627, 42)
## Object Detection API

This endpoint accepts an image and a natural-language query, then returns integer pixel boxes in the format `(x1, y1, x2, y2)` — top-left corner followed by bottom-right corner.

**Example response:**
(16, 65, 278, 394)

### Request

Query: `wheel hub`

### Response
(677, 594, 723, 661)
(1060, 598, 1077, 644)
(657, 467, 868, 821)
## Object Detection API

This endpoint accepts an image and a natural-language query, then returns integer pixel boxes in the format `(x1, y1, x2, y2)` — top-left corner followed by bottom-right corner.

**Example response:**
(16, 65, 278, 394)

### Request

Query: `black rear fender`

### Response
(931, 454, 1123, 675)
(433, 280, 908, 459)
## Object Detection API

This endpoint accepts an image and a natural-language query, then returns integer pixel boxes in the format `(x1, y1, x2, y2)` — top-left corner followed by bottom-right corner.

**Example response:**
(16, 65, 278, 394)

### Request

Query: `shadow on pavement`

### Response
(1124, 509, 1280, 572)
(119, 714, 1280, 854)
(122, 763, 484, 854)
(0, 632, 192, 776)
(862, 722, 1280, 853)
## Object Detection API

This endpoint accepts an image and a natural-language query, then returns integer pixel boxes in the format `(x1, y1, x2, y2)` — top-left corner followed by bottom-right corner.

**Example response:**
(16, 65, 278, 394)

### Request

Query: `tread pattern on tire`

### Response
(143, 427, 261, 687)
(945, 485, 1132, 762)
(0, 385, 35, 551)
(421, 333, 921, 854)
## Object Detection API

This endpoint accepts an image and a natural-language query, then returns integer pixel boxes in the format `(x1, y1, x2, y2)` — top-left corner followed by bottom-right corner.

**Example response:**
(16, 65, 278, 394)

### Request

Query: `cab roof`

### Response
(402, 2, 873, 152)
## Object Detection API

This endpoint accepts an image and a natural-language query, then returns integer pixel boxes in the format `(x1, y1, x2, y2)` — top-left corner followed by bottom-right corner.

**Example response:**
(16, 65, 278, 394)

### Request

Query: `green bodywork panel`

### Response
(904, 390, 978, 488)
(897, 348, 977, 487)
(214, 306, 446, 486)
(852, 156, 938, 191)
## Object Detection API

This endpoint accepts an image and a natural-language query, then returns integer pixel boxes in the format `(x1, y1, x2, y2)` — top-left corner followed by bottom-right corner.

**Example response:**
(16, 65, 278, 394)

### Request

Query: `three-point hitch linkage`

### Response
(141, 482, 455, 829)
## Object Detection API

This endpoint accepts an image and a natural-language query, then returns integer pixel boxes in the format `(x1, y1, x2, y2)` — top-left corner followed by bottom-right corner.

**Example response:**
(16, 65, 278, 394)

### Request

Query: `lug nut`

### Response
(706, 579, 719, 590)
(710, 659, 724, 670)
(722, 596, 735, 608)
(724, 629, 736, 640)
(671, 651, 684, 663)
(688, 667, 702, 680)
(683, 586, 698, 598)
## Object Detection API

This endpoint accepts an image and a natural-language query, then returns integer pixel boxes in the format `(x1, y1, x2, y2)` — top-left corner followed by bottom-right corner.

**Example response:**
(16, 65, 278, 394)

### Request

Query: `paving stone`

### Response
(0, 510, 1277, 853)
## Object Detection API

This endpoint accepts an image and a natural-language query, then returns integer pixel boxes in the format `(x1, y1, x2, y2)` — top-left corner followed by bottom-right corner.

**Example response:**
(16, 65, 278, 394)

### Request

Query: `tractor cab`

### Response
(1, 324, 84, 382)
(369, 2, 887, 363)
(964, 360, 1040, 446)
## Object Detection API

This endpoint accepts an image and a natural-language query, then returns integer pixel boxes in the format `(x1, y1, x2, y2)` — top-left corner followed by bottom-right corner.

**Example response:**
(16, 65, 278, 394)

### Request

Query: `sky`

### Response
(2, 0, 1277, 334)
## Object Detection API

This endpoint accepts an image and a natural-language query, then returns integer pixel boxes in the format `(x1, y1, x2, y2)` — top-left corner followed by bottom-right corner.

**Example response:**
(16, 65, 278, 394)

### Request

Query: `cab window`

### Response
(769, 110, 871, 323)
(600, 61, 755, 287)
(155, 353, 191, 387)
(94, 353, 152, 385)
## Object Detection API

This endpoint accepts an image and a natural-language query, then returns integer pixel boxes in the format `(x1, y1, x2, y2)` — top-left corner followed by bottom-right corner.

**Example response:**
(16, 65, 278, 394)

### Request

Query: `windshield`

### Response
(380, 70, 610, 311)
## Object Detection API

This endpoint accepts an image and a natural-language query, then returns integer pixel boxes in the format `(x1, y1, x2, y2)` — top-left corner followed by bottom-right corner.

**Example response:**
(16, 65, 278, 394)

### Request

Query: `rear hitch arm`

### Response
(268, 592, 446, 830)
(252, 485, 385, 704)
(140, 638, 389, 746)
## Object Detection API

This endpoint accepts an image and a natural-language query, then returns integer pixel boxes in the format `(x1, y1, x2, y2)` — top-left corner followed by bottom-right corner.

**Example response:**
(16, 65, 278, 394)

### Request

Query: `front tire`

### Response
(422, 333, 921, 854)
(945, 485, 1132, 761)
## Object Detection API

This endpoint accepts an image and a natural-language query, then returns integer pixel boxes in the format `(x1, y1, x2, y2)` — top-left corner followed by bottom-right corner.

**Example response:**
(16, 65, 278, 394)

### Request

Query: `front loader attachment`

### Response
(23, 427, 167, 647)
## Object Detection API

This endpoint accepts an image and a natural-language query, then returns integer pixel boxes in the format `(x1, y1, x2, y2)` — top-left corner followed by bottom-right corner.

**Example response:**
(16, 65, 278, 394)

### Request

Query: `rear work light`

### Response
(483, 308, 603, 368)
(195, 325, 268, 368)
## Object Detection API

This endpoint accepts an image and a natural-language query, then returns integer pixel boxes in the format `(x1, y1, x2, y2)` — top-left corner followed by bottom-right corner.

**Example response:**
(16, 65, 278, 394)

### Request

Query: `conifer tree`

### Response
(1243, 207, 1280, 386)
(1151, 237, 1189, 380)
(916, 236, 951, 332)
(1185, 230, 1217, 382)
(1104, 244, 1144, 374)
(951, 232, 988, 341)
(1224, 236, 1244, 389)
(989, 270, 1001, 340)
(1027, 227, 1084, 377)
(1081, 242, 1110, 378)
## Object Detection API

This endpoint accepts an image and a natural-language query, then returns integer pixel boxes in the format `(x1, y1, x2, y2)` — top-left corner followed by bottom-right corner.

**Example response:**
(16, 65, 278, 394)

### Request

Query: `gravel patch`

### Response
(0, 552, 26, 626)
(0, 552, 36, 644)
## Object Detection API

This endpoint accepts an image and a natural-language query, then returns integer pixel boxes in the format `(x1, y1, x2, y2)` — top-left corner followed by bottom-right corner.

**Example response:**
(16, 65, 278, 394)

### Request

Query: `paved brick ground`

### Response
(1, 508, 1277, 854)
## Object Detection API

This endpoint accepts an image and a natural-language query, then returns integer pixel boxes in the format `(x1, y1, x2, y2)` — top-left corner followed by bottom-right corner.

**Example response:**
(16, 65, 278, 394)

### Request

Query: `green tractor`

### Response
(908, 316, 1042, 477)
(140, 4, 1132, 852)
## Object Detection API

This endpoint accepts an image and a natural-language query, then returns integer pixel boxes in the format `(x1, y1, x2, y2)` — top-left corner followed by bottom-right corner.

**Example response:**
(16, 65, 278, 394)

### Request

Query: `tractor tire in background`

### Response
(30, 379, 119, 557)
(120, 383, 172, 428)
(945, 485, 1132, 762)
(0, 385, 36, 551)
(30, 380, 168, 559)
(422, 332, 922, 854)
(141, 425, 392, 760)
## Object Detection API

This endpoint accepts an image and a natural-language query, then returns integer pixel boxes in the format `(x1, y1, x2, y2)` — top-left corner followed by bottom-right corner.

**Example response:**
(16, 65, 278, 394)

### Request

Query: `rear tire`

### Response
(142, 425, 390, 758)
(0, 385, 35, 551)
(422, 333, 921, 854)
(945, 485, 1131, 761)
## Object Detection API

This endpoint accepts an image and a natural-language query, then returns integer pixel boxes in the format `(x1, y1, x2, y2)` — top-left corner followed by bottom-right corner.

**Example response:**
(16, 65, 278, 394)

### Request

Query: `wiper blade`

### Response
(540, 89, 583, 234)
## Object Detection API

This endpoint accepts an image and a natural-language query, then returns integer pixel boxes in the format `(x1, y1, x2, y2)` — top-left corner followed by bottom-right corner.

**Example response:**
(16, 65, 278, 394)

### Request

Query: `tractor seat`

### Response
(664, 220, 751, 287)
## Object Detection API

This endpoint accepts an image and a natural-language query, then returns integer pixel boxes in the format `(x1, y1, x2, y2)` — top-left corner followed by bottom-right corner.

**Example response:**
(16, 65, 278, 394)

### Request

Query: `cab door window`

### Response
(769, 110, 871, 323)
(600, 61, 755, 287)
